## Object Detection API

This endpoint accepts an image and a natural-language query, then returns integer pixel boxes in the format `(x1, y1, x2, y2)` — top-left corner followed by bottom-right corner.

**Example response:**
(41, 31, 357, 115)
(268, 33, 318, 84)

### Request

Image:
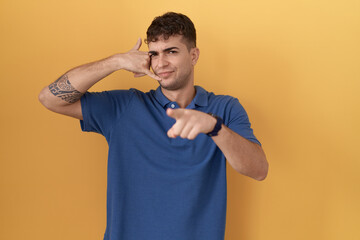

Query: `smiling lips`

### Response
(157, 71, 174, 78)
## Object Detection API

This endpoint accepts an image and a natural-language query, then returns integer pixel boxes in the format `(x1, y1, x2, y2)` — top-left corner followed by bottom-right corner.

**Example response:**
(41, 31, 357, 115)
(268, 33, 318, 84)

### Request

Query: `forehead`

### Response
(148, 35, 188, 51)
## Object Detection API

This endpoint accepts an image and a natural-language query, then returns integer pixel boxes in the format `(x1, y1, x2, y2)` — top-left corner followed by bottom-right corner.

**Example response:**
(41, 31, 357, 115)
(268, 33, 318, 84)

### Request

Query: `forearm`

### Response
(166, 108, 268, 181)
(39, 54, 121, 107)
(212, 125, 268, 181)
(63, 55, 121, 93)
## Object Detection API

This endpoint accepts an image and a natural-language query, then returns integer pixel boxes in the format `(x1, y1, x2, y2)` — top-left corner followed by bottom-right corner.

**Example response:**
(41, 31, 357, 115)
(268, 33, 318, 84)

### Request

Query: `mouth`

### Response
(157, 71, 174, 78)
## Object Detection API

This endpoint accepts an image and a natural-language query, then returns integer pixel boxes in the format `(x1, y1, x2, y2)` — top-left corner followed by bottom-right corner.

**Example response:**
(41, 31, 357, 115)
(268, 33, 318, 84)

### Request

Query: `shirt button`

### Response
(171, 104, 175, 108)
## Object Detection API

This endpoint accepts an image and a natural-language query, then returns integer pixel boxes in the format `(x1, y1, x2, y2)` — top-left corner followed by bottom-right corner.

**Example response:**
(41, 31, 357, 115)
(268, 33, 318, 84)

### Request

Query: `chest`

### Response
(107, 103, 218, 170)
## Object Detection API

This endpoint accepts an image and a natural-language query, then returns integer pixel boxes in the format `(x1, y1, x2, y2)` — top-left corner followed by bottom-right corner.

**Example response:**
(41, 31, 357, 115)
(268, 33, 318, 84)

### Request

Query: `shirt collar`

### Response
(153, 85, 208, 109)
(193, 86, 208, 107)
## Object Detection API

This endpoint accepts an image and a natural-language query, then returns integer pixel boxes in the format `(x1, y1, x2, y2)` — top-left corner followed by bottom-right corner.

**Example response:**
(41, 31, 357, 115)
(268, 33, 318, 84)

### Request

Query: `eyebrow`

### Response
(148, 47, 179, 55)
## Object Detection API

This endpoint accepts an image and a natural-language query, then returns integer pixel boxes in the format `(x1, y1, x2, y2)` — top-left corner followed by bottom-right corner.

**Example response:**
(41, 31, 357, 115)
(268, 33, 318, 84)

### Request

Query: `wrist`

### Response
(206, 113, 223, 137)
(109, 53, 126, 71)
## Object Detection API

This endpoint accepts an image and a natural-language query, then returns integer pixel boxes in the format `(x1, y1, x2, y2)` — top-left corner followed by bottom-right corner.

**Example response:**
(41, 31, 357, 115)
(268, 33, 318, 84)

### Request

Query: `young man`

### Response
(39, 12, 268, 240)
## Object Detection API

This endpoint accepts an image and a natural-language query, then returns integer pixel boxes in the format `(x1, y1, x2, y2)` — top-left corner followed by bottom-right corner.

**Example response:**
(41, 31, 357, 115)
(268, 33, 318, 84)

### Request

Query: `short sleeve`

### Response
(80, 90, 134, 136)
(225, 98, 261, 146)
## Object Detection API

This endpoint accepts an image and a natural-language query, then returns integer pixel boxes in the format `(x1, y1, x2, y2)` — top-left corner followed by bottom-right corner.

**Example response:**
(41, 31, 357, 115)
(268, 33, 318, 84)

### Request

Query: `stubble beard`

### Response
(159, 69, 193, 91)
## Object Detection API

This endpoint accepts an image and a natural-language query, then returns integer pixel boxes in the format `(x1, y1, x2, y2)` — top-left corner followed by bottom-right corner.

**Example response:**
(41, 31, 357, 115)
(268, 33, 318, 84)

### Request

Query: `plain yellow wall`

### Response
(1, 0, 359, 239)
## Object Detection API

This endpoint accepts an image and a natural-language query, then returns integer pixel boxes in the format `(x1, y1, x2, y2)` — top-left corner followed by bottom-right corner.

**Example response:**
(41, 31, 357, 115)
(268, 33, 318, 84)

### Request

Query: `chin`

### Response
(158, 79, 177, 90)
(159, 82, 183, 91)
(159, 76, 190, 91)
(159, 83, 179, 91)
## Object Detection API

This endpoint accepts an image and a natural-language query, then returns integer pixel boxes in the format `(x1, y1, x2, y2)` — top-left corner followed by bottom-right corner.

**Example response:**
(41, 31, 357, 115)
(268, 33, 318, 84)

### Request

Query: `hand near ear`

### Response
(119, 38, 161, 81)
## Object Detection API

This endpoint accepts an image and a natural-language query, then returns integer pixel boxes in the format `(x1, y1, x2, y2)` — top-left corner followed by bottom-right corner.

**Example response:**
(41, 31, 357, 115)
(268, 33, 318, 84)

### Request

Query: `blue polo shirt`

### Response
(80, 86, 260, 240)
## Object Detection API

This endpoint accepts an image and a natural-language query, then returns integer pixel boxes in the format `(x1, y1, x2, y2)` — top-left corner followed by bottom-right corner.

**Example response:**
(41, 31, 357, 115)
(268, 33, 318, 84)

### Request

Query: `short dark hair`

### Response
(145, 12, 196, 49)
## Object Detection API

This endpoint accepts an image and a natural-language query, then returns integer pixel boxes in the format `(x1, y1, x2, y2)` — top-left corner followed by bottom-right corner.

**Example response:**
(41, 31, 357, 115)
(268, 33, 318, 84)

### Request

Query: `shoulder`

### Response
(202, 88, 242, 109)
(197, 86, 247, 122)
(81, 89, 149, 113)
(210, 93, 237, 103)
(196, 86, 236, 101)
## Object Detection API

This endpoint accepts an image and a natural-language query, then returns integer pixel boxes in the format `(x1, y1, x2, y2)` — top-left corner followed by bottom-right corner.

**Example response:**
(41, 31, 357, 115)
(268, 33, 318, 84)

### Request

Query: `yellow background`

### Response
(1, 0, 359, 239)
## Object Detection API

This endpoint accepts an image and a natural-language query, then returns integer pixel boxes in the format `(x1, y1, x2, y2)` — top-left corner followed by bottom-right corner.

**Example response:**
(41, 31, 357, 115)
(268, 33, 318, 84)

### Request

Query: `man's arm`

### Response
(166, 108, 268, 181)
(38, 38, 160, 119)
(211, 124, 268, 181)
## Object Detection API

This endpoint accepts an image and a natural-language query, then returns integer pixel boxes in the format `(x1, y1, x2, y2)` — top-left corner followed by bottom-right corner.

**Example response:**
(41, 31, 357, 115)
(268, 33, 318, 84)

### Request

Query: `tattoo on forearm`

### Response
(48, 74, 83, 103)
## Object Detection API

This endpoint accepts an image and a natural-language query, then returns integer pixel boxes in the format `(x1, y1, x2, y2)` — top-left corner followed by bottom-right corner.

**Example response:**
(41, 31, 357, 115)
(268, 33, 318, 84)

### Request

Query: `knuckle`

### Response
(172, 128, 180, 136)
(188, 133, 196, 140)
(180, 132, 187, 138)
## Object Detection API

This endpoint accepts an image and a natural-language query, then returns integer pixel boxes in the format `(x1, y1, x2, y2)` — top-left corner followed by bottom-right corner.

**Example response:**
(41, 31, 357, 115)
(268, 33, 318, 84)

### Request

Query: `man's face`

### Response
(148, 35, 199, 91)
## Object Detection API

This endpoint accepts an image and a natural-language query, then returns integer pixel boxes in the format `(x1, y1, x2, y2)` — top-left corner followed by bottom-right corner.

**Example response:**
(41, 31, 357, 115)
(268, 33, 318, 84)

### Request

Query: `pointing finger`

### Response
(166, 108, 184, 120)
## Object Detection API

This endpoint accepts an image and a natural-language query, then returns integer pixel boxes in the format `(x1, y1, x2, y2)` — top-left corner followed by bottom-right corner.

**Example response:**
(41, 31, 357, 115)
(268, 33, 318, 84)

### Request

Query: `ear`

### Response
(190, 47, 200, 66)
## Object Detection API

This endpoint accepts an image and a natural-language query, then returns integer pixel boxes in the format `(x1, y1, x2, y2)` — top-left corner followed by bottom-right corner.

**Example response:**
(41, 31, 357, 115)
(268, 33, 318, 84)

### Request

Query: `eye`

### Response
(168, 50, 177, 54)
(149, 52, 158, 58)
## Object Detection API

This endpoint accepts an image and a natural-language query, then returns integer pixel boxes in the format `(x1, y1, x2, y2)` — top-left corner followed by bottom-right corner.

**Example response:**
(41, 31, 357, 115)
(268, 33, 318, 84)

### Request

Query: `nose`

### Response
(156, 54, 169, 69)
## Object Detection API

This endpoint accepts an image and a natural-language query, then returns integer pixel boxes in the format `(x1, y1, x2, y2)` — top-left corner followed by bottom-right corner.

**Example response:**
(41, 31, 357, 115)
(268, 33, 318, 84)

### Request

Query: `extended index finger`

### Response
(166, 108, 185, 120)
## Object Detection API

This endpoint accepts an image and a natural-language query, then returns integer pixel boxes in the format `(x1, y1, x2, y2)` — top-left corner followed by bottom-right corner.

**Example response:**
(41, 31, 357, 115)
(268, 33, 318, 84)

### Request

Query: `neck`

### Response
(161, 83, 196, 108)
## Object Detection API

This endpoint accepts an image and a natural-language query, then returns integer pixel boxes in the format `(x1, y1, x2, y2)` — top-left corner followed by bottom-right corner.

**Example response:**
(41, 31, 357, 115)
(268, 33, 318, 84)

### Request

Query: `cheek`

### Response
(150, 59, 157, 69)
(177, 57, 191, 69)
(181, 59, 193, 72)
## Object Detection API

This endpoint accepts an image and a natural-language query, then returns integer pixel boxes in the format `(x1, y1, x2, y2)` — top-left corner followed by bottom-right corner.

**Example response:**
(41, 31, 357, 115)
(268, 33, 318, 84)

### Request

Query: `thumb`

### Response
(131, 37, 142, 51)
